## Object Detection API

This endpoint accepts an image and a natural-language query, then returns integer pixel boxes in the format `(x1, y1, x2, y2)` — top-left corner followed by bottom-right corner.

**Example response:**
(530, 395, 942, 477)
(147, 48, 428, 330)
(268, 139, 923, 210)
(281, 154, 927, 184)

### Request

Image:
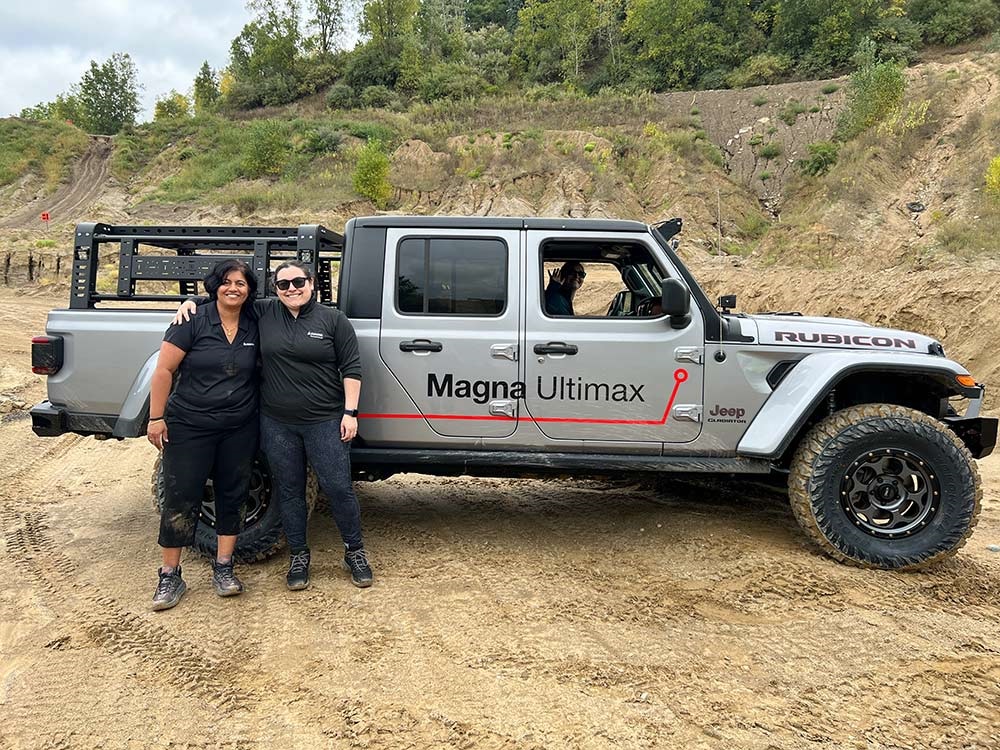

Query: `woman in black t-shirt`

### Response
(147, 260, 260, 611)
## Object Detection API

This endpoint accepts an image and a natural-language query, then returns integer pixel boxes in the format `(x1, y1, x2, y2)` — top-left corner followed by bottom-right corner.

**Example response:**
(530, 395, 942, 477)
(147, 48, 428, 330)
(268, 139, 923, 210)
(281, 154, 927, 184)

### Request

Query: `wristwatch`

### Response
(344, 408, 359, 417)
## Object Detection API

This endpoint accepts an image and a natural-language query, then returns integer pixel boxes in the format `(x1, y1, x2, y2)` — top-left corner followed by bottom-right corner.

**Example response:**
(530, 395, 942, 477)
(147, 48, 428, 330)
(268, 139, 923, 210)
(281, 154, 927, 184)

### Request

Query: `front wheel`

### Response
(150, 453, 318, 563)
(788, 404, 982, 570)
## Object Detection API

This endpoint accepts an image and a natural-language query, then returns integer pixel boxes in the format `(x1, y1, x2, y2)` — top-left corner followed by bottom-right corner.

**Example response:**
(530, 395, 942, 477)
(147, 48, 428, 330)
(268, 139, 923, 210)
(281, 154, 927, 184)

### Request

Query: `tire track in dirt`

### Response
(0, 136, 113, 229)
(0, 429, 250, 714)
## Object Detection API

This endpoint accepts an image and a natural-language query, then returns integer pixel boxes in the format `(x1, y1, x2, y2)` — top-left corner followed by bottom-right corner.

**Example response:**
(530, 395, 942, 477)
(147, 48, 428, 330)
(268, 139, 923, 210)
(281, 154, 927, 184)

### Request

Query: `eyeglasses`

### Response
(275, 276, 309, 291)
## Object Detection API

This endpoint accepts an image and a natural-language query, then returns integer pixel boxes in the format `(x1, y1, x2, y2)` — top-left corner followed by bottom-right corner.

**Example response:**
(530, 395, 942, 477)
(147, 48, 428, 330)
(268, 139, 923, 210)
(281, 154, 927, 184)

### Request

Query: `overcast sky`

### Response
(1, 1, 254, 122)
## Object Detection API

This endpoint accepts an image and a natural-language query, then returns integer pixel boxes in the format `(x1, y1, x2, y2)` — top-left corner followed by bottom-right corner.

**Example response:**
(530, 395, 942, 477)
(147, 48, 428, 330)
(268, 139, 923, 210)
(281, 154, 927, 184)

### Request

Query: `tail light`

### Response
(31, 335, 63, 375)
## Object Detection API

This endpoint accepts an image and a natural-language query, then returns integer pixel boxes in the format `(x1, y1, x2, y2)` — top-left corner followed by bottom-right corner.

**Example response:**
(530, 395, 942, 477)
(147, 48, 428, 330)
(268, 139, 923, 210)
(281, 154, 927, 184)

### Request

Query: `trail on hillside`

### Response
(0, 136, 113, 229)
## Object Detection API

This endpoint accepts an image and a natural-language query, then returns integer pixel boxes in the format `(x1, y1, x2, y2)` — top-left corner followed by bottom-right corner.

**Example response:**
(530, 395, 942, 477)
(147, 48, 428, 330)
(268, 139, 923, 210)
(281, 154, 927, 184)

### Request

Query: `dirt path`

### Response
(0, 136, 114, 230)
(1, 290, 999, 750)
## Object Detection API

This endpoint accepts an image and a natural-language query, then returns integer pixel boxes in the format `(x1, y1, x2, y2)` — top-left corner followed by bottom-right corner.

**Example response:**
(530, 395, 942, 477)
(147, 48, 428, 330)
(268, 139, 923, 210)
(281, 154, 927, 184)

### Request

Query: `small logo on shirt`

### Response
(243, 342, 255, 347)
(306, 331, 324, 339)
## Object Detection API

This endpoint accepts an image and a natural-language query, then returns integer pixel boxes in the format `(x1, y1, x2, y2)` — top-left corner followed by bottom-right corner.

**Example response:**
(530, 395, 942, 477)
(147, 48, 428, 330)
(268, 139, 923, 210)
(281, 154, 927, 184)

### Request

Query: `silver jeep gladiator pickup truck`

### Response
(30, 216, 997, 569)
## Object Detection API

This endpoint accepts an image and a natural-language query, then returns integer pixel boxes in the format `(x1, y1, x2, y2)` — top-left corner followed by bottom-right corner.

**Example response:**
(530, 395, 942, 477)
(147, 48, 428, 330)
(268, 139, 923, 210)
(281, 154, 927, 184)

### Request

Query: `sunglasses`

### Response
(567, 270, 586, 279)
(275, 276, 310, 291)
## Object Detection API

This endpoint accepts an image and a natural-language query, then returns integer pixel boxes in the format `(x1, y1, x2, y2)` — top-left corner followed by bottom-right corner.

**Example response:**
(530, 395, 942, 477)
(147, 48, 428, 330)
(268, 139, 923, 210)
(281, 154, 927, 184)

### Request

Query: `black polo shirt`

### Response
(163, 303, 259, 430)
(253, 298, 362, 424)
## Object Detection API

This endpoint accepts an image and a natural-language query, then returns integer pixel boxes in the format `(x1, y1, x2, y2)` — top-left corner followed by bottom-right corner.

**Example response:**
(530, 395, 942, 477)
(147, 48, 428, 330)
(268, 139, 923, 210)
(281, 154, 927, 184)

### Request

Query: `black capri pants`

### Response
(158, 417, 259, 548)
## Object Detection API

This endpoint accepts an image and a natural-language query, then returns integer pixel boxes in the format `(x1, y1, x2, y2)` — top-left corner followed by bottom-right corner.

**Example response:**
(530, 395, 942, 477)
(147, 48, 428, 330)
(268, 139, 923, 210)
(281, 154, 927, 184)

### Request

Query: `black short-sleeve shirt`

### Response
(163, 302, 259, 430)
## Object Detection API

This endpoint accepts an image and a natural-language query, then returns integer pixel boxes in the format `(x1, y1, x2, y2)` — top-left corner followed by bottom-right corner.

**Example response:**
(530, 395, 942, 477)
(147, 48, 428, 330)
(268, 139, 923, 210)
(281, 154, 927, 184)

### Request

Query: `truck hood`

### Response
(747, 314, 939, 355)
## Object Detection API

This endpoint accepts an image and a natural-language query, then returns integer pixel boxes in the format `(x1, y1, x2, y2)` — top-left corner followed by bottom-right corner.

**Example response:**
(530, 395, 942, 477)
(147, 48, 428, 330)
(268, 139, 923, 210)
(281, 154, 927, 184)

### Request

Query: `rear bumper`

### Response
(31, 401, 117, 438)
(944, 415, 998, 459)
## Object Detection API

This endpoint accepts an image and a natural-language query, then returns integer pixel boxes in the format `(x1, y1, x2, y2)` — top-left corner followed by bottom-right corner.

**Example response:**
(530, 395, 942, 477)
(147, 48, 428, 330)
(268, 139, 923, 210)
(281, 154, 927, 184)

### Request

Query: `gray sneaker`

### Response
(152, 567, 187, 611)
(342, 547, 373, 588)
(286, 548, 311, 591)
(212, 560, 245, 597)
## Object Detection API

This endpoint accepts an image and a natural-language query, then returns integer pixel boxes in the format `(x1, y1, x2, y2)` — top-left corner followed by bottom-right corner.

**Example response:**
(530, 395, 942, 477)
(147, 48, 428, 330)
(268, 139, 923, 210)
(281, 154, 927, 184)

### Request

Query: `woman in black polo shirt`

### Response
(147, 260, 259, 611)
(174, 260, 371, 592)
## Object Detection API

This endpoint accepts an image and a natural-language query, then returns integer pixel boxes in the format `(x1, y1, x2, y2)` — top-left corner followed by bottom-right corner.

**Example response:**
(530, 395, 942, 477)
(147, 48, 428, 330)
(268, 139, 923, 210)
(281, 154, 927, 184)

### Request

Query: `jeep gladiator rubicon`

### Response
(30, 217, 997, 568)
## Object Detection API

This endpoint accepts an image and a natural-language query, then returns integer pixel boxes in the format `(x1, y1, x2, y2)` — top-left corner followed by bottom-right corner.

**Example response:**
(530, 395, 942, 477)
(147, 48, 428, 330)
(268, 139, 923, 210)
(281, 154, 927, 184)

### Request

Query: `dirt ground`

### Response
(1, 290, 999, 750)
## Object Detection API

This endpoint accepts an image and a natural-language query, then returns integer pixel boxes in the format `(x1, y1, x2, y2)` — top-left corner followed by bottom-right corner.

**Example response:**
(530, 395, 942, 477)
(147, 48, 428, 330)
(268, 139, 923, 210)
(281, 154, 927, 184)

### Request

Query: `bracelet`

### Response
(149, 417, 165, 423)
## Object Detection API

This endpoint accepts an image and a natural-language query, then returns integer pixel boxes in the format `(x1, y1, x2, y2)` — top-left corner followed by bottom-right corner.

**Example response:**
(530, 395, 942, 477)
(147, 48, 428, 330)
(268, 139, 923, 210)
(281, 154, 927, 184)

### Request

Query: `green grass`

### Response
(821, 83, 840, 95)
(752, 96, 768, 107)
(0, 119, 89, 191)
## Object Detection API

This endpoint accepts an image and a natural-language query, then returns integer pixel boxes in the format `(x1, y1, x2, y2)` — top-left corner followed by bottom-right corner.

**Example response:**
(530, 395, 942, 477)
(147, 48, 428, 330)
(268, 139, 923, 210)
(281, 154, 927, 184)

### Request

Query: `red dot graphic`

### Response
(674, 369, 689, 383)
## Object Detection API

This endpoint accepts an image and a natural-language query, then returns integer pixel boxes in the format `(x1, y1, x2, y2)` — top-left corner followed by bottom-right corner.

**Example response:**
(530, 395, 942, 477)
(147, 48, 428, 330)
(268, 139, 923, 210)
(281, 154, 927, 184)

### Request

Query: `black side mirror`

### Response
(662, 278, 691, 329)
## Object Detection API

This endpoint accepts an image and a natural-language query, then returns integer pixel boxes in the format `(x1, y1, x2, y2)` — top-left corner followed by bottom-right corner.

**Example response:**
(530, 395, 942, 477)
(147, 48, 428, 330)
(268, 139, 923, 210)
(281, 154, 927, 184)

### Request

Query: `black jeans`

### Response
(158, 418, 258, 548)
(260, 414, 364, 551)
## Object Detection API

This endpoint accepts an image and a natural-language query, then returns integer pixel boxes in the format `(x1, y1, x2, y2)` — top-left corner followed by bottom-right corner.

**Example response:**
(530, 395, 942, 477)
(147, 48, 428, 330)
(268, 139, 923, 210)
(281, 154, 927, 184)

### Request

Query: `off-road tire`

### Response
(788, 404, 981, 570)
(150, 453, 318, 563)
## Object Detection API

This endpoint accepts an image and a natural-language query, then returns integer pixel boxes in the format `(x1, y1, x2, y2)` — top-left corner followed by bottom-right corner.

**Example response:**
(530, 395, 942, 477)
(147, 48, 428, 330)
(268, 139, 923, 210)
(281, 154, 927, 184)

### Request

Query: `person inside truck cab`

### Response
(174, 261, 373, 593)
(544, 261, 586, 316)
(147, 260, 259, 611)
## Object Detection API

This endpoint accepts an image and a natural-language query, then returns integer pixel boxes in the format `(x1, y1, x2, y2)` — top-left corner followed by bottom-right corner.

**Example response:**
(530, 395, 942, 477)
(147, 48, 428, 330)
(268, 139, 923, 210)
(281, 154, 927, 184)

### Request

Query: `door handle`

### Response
(534, 342, 578, 355)
(400, 339, 443, 352)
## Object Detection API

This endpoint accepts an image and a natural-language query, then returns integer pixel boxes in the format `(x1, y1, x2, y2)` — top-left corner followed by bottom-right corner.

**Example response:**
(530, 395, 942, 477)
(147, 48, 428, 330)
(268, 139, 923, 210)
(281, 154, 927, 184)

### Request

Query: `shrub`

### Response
(326, 83, 356, 110)
(752, 96, 768, 107)
(798, 141, 840, 176)
(353, 139, 392, 208)
(726, 53, 793, 88)
(240, 120, 288, 179)
(821, 83, 840, 95)
(836, 60, 905, 140)
(302, 126, 344, 156)
(986, 155, 1000, 198)
(419, 62, 487, 102)
(759, 171, 772, 182)
(909, 0, 999, 46)
(361, 85, 394, 108)
(778, 100, 808, 126)
(758, 142, 783, 160)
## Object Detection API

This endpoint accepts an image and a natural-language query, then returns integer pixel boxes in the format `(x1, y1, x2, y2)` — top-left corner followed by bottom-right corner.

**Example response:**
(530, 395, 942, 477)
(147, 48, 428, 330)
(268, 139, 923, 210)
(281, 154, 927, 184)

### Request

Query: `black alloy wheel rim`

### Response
(199, 462, 271, 530)
(840, 448, 941, 539)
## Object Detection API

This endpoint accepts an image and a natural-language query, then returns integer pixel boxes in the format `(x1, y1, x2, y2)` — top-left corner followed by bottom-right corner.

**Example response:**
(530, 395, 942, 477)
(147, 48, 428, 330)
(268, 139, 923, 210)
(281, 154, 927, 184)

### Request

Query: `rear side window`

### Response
(396, 237, 507, 315)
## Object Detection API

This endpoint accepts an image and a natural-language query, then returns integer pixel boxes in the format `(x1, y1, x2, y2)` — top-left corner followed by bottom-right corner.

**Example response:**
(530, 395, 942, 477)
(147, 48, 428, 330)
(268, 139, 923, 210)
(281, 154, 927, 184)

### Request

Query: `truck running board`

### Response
(350, 448, 772, 478)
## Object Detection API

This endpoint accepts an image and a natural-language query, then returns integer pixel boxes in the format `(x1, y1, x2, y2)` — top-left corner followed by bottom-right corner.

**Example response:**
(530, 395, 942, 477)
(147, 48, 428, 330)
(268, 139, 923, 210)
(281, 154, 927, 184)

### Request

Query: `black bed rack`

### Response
(69, 222, 344, 309)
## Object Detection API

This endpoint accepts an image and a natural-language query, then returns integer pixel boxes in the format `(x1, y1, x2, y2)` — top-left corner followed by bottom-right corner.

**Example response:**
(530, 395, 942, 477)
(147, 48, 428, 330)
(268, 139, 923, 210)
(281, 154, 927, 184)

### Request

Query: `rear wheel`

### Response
(788, 404, 981, 570)
(150, 453, 318, 563)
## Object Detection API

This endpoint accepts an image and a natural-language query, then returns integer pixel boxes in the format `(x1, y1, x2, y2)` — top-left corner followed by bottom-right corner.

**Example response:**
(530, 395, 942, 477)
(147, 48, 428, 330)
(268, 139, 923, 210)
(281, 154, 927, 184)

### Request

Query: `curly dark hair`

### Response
(203, 260, 258, 301)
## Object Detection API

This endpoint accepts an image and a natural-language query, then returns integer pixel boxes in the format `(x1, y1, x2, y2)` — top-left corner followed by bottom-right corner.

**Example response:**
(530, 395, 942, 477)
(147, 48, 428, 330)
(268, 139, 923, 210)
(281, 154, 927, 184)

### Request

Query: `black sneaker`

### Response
(286, 548, 311, 591)
(212, 560, 245, 597)
(152, 567, 186, 611)
(342, 547, 373, 588)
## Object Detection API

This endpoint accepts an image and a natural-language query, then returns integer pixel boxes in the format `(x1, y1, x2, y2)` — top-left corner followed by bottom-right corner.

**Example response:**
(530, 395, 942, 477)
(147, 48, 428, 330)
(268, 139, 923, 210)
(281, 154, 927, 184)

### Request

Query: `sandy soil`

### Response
(1, 290, 999, 750)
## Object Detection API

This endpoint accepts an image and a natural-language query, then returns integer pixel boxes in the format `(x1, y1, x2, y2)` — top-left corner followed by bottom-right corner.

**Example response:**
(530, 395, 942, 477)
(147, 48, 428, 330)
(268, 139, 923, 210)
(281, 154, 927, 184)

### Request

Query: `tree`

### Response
(307, 0, 348, 57)
(360, 0, 419, 52)
(353, 139, 392, 208)
(227, 0, 302, 108)
(416, 0, 466, 60)
(193, 61, 220, 114)
(623, 0, 727, 89)
(77, 53, 141, 134)
(514, 0, 597, 83)
(466, 0, 524, 30)
(154, 90, 191, 120)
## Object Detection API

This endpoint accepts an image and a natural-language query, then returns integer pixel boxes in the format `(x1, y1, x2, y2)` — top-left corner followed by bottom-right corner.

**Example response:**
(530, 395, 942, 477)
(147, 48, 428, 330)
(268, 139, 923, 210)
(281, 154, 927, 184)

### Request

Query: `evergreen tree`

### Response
(193, 61, 220, 114)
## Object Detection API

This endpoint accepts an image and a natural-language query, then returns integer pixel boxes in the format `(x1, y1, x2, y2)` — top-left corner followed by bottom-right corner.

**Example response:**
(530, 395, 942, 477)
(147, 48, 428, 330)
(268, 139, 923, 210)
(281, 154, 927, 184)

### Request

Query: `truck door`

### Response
(522, 230, 704, 445)
(378, 228, 521, 438)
